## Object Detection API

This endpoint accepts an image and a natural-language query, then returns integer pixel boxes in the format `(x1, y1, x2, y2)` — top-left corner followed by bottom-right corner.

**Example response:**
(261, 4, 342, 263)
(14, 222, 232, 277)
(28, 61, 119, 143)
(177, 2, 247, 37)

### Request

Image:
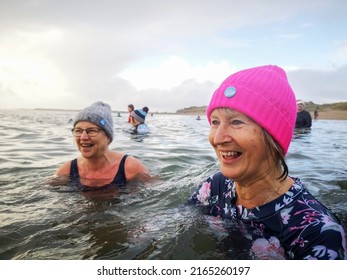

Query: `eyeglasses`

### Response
(71, 127, 103, 137)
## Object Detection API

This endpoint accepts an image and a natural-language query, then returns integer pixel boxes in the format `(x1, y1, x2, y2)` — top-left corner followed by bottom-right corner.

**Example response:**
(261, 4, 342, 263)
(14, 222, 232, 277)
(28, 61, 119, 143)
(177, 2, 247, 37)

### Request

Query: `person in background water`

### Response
(295, 100, 312, 128)
(314, 107, 319, 120)
(55, 101, 151, 188)
(189, 65, 347, 260)
(127, 104, 134, 123)
(130, 107, 150, 134)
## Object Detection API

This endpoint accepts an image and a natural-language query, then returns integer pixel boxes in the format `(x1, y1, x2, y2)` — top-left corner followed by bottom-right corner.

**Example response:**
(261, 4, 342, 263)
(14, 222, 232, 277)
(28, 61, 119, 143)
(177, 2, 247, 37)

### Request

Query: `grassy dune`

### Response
(176, 102, 347, 120)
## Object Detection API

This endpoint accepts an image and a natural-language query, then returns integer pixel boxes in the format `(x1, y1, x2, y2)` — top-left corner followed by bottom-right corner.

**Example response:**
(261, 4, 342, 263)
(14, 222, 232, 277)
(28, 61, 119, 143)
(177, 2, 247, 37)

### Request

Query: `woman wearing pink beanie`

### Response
(189, 65, 347, 259)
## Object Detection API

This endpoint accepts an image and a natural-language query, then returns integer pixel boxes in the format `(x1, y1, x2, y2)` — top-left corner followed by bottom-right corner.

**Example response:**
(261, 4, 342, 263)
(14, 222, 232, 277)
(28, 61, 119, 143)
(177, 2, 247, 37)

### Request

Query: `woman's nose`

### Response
(212, 124, 233, 145)
(80, 130, 90, 139)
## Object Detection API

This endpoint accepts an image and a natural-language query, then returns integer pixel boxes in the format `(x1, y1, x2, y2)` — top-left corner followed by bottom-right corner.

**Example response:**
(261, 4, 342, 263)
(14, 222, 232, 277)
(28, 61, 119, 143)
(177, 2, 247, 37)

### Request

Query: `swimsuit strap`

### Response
(69, 155, 128, 186)
(112, 154, 128, 186)
(69, 158, 79, 177)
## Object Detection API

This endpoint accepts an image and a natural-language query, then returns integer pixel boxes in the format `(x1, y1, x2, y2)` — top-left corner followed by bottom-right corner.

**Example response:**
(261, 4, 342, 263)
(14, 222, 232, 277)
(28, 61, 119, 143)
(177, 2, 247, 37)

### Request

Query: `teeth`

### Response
(220, 151, 239, 156)
(81, 144, 93, 147)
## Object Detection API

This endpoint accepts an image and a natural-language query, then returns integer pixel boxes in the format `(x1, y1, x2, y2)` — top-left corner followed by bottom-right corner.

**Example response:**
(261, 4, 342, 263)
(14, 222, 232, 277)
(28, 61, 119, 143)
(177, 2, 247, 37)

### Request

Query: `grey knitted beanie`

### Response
(74, 101, 114, 142)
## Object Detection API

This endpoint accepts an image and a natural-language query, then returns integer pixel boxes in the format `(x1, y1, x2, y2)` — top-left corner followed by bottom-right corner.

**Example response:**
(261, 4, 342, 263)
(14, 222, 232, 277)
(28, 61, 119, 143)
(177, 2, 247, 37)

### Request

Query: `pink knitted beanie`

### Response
(206, 65, 297, 155)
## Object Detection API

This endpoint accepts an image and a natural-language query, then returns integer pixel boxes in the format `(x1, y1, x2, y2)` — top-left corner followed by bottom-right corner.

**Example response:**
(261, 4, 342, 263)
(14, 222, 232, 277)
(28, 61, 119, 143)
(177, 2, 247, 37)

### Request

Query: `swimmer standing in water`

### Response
(130, 107, 150, 134)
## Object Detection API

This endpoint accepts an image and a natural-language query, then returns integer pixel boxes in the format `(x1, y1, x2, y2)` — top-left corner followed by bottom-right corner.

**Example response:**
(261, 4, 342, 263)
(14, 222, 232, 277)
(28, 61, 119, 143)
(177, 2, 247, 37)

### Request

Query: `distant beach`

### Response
(175, 108, 347, 120)
(175, 103, 347, 120)
(15, 102, 347, 120)
(314, 110, 347, 120)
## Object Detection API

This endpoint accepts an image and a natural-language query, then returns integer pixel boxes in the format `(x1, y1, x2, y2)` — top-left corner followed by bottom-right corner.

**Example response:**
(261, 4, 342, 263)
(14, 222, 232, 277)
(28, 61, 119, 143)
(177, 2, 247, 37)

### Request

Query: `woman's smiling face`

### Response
(208, 108, 272, 183)
(73, 121, 109, 158)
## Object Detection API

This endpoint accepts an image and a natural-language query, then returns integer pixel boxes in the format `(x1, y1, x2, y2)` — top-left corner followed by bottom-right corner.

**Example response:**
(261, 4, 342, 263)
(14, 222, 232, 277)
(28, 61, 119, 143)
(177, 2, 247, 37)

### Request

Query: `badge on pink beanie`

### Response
(224, 86, 236, 98)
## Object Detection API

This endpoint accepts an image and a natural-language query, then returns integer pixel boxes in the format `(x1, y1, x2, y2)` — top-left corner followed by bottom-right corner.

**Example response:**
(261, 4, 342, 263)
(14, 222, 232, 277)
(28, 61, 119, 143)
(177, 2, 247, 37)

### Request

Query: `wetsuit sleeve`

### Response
(290, 221, 346, 260)
(188, 176, 213, 206)
(188, 172, 230, 216)
(284, 200, 347, 259)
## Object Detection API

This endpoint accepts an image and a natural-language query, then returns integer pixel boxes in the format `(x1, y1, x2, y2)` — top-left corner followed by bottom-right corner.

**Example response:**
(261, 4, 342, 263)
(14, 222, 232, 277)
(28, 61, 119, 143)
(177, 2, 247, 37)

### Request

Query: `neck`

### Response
(235, 176, 293, 208)
(81, 151, 112, 169)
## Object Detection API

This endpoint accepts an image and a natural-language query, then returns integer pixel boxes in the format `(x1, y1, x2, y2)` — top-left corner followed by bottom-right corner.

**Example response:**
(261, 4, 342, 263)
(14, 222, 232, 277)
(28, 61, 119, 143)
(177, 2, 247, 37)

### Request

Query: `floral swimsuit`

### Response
(189, 172, 347, 260)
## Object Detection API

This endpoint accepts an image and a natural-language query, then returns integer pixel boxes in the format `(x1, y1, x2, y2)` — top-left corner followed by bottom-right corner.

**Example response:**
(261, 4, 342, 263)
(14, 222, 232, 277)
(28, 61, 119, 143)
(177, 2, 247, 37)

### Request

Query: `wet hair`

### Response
(262, 129, 289, 182)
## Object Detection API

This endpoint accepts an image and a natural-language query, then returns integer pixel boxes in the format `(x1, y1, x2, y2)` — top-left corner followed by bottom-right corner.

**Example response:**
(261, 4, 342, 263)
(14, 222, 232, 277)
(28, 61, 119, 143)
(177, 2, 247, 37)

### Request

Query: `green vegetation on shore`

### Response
(176, 101, 347, 114)
(304, 101, 347, 111)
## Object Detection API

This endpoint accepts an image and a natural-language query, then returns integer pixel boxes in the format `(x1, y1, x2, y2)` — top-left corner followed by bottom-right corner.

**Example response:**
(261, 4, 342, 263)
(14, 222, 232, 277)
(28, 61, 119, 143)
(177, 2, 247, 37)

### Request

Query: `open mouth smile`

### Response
(220, 151, 241, 159)
(80, 143, 94, 148)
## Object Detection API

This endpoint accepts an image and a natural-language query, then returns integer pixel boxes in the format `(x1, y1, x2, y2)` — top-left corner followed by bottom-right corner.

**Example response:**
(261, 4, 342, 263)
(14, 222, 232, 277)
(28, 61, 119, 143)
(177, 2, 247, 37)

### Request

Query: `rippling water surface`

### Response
(0, 109, 346, 259)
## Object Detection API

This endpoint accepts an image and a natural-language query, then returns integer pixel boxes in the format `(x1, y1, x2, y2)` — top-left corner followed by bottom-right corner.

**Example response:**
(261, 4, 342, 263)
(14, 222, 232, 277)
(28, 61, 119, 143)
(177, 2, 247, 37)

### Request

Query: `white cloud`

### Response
(119, 56, 235, 90)
(331, 40, 347, 65)
(0, 51, 67, 104)
(0, 0, 346, 111)
(287, 65, 347, 104)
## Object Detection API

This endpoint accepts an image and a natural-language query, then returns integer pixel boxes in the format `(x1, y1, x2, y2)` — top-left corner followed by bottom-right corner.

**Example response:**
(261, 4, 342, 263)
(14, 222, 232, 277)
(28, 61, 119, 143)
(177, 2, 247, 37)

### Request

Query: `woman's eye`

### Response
(230, 119, 244, 125)
(211, 120, 219, 126)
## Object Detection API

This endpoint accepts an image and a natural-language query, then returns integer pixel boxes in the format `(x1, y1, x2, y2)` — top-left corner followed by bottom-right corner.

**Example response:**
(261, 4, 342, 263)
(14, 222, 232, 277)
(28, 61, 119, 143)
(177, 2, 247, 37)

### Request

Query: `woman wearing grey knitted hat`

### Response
(54, 101, 151, 187)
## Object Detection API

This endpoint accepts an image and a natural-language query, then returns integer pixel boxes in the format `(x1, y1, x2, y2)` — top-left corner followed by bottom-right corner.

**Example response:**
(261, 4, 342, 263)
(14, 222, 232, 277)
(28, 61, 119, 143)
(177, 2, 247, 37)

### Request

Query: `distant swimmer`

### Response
(130, 107, 150, 134)
(127, 104, 134, 123)
(295, 100, 312, 128)
(314, 107, 319, 120)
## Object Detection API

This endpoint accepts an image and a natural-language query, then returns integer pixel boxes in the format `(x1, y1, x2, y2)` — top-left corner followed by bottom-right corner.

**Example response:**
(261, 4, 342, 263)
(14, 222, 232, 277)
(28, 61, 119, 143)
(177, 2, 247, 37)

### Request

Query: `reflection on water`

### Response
(0, 110, 346, 259)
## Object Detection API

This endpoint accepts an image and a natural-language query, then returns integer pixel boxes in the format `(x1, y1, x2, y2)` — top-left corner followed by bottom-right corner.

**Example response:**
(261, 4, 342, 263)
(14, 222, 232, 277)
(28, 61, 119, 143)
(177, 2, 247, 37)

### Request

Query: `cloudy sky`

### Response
(0, 0, 346, 112)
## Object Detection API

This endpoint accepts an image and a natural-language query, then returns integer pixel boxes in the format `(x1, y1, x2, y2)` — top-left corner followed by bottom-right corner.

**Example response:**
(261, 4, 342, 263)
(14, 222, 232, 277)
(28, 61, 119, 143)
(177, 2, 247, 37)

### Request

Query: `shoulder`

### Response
(124, 155, 150, 180)
(287, 211, 346, 259)
(283, 182, 346, 259)
(55, 160, 72, 176)
(124, 155, 147, 169)
(305, 110, 311, 115)
(189, 172, 231, 204)
(204, 172, 230, 190)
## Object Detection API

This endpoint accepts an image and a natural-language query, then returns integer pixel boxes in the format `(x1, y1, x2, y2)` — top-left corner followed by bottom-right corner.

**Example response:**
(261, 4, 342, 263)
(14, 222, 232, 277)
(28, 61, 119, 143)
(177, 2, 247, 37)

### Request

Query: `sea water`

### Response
(0, 109, 346, 259)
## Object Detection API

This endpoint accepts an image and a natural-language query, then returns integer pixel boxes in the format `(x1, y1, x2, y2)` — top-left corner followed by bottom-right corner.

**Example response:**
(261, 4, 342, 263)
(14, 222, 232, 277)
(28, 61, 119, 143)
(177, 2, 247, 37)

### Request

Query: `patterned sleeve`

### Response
(188, 176, 213, 206)
(284, 202, 347, 260)
(188, 172, 229, 218)
(291, 224, 347, 259)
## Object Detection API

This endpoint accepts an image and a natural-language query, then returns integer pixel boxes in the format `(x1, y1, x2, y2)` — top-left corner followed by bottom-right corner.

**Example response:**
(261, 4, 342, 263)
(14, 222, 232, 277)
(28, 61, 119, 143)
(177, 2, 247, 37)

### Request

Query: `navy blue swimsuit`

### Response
(69, 154, 128, 188)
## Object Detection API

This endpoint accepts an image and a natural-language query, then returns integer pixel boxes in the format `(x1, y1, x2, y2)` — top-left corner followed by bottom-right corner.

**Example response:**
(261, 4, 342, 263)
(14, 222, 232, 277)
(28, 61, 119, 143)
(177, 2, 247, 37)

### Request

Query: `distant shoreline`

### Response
(175, 109, 347, 120)
(3, 107, 347, 120)
(175, 102, 347, 120)
(313, 110, 347, 120)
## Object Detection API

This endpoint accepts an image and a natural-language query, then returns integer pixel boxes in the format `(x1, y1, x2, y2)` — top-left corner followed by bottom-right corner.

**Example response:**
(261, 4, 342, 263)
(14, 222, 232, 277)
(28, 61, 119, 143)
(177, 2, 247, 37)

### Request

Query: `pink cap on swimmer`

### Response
(206, 65, 297, 155)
